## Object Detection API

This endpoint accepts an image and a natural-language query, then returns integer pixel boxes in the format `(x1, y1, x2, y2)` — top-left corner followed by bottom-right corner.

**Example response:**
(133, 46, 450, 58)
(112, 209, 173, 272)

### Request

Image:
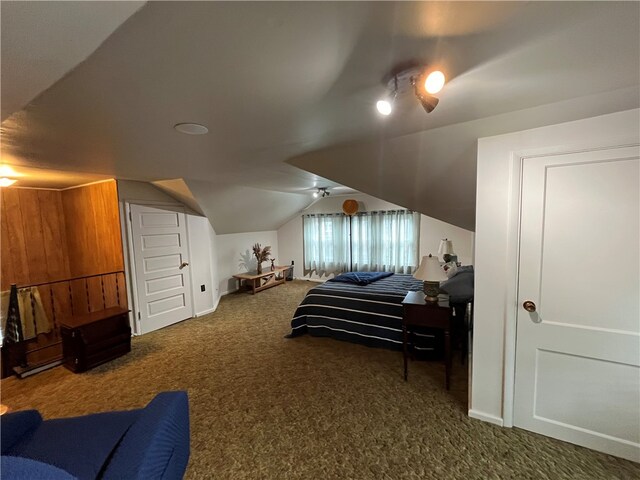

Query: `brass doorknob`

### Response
(523, 300, 536, 313)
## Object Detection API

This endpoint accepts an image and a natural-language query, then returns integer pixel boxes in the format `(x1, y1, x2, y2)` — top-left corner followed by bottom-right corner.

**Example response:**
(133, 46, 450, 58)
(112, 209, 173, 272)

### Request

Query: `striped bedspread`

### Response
(288, 274, 438, 351)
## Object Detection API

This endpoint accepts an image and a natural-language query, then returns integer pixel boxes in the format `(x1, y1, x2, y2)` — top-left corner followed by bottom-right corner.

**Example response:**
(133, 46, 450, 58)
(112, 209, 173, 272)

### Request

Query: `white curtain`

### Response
(351, 210, 420, 273)
(303, 214, 349, 275)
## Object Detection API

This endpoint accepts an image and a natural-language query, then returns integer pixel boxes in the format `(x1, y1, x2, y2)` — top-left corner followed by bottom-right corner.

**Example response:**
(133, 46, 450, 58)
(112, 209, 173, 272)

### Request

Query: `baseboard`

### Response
(194, 306, 216, 317)
(468, 409, 504, 427)
(294, 276, 324, 283)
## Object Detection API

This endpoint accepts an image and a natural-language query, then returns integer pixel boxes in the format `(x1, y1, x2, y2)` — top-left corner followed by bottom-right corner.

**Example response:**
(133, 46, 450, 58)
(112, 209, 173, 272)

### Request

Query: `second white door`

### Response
(514, 144, 640, 461)
(130, 204, 194, 334)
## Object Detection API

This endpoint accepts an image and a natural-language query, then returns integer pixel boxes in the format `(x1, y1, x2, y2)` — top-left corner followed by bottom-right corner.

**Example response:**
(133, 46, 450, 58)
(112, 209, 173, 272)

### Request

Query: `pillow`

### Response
(440, 265, 474, 303)
(444, 262, 458, 278)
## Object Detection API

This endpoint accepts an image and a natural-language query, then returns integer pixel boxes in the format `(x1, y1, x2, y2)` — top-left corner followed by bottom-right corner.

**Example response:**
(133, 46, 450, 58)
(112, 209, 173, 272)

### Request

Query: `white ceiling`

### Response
(1, 2, 638, 232)
(0, 0, 145, 121)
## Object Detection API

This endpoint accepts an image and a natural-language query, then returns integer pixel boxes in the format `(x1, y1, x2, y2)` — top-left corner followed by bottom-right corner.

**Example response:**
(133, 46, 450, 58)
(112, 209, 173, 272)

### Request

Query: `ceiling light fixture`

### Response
(376, 77, 398, 116)
(424, 70, 446, 94)
(0, 178, 17, 187)
(314, 187, 330, 198)
(174, 123, 209, 135)
(375, 62, 446, 116)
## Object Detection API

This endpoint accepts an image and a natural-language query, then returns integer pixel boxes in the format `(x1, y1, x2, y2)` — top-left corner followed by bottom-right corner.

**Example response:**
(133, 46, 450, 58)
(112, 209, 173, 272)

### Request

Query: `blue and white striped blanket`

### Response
(288, 274, 438, 351)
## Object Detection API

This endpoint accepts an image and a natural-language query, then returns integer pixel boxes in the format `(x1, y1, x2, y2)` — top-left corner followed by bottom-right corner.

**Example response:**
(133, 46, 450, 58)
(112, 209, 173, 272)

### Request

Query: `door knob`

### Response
(179, 262, 189, 269)
(523, 300, 536, 313)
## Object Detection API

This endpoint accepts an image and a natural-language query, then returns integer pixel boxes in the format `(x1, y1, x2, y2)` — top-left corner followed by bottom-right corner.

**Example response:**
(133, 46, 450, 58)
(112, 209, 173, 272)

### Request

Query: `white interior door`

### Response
(130, 204, 193, 334)
(514, 145, 640, 461)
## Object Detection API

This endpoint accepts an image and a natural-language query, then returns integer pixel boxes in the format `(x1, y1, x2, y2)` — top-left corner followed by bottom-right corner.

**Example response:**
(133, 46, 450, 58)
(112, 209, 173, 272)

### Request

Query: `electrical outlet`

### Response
(291, 260, 294, 265)
(200, 285, 206, 292)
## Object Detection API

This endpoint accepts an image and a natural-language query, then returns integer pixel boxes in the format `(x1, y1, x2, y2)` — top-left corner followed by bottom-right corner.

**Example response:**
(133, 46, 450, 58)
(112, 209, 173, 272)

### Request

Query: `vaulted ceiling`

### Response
(2, 2, 639, 233)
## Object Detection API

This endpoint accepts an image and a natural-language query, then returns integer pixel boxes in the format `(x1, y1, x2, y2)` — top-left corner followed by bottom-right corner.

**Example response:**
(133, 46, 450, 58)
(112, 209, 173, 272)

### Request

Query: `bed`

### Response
(287, 273, 439, 351)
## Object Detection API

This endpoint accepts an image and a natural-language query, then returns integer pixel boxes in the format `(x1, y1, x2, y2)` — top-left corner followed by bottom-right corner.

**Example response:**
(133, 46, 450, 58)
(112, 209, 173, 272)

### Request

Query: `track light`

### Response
(424, 71, 445, 94)
(375, 77, 398, 116)
(413, 77, 439, 113)
(314, 187, 330, 198)
(376, 63, 445, 116)
(376, 99, 393, 116)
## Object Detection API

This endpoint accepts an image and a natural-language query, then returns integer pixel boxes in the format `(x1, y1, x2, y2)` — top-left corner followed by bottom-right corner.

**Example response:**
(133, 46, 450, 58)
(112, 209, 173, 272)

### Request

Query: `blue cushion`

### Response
(1, 456, 77, 479)
(8, 410, 140, 480)
(1, 410, 42, 454)
(329, 271, 394, 285)
(103, 392, 190, 480)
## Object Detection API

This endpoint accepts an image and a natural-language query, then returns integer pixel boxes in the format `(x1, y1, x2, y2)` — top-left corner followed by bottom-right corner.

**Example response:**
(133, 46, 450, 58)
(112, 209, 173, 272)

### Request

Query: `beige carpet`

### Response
(2, 280, 638, 479)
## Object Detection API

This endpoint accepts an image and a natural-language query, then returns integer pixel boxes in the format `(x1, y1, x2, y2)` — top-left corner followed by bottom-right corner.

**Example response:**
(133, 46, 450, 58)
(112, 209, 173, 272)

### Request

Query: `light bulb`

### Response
(313, 191, 319, 198)
(424, 70, 445, 94)
(0, 178, 17, 187)
(376, 99, 392, 116)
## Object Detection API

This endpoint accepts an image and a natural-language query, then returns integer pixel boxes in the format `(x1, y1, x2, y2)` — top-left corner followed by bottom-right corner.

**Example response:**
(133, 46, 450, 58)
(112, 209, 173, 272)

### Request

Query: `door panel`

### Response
(130, 204, 193, 334)
(514, 145, 640, 461)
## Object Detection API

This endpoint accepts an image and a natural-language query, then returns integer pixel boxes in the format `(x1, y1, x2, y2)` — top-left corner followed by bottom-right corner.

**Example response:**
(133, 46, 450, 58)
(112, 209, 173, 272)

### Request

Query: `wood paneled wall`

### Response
(62, 180, 124, 278)
(1, 189, 70, 290)
(1, 180, 127, 367)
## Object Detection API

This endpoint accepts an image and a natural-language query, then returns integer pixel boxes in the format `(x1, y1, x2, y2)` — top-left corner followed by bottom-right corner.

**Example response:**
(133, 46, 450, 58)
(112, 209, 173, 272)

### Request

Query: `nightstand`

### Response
(401, 291, 452, 389)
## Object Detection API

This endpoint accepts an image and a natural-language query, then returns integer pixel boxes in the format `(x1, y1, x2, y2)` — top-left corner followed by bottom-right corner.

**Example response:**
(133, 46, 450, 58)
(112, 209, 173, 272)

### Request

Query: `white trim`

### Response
(184, 212, 197, 318)
(60, 178, 114, 191)
(468, 409, 505, 427)
(194, 307, 216, 317)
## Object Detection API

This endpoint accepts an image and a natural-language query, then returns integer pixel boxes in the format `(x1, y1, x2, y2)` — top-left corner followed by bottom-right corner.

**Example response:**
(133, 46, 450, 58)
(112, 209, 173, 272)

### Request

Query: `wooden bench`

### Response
(233, 266, 290, 294)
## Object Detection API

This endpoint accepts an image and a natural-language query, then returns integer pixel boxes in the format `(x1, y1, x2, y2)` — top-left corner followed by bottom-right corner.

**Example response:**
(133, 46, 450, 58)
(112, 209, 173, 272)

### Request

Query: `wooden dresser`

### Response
(60, 307, 131, 373)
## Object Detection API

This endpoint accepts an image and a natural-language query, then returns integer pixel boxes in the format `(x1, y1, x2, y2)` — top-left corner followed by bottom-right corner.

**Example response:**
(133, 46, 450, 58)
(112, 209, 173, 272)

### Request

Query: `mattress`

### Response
(287, 274, 439, 351)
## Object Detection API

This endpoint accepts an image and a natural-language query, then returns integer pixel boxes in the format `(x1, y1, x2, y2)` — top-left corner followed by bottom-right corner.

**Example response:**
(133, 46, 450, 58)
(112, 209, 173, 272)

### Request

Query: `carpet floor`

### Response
(2, 280, 638, 479)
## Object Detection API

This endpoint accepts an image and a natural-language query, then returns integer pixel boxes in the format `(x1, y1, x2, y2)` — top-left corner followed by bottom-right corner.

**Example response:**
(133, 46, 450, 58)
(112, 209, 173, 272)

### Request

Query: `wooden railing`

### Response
(3, 271, 128, 375)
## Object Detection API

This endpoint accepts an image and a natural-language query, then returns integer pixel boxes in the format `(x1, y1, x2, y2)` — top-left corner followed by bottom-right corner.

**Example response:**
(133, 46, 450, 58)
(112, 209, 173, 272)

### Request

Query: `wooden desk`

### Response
(60, 307, 131, 373)
(401, 291, 452, 389)
(233, 266, 289, 294)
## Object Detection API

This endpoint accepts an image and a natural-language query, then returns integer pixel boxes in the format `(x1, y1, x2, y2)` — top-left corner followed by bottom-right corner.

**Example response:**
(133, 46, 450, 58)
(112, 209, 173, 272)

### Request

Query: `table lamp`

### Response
(438, 238, 455, 263)
(413, 254, 447, 302)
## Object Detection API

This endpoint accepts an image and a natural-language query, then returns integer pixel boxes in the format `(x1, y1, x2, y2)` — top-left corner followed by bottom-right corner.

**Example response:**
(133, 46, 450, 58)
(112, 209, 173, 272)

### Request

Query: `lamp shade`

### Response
(438, 239, 454, 255)
(413, 255, 447, 282)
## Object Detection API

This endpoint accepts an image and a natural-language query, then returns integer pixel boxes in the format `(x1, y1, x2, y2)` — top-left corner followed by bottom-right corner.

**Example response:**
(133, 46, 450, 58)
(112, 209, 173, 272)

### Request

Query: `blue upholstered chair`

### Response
(1, 391, 190, 479)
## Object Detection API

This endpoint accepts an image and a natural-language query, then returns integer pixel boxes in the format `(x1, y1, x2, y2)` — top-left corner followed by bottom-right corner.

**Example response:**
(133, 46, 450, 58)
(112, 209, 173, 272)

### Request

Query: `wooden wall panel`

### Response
(1, 189, 71, 290)
(37, 190, 70, 281)
(1, 199, 15, 289)
(18, 189, 48, 284)
(2, 189, 31, 288)
(62, 180, 124, 278)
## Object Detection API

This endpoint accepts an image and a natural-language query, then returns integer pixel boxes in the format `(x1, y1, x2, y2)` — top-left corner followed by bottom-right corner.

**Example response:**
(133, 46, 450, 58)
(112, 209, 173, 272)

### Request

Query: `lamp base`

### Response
(423, 280, 440, 303)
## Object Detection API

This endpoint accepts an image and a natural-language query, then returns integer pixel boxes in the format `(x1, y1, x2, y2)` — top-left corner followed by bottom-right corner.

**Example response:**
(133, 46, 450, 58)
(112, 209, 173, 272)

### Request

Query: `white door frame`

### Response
(124, 200, 196, 335)
(500, 136, 640, 428)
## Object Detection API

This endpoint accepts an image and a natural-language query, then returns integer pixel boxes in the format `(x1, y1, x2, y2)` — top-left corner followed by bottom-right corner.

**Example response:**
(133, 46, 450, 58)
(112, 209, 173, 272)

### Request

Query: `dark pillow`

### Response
(440, 266, 474, 303)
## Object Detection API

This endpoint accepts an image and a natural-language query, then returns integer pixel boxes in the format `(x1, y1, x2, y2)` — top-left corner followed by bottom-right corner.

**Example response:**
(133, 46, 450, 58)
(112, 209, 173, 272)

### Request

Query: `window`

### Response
(303, 210, 420, 275)
(303, 214, 349, 275)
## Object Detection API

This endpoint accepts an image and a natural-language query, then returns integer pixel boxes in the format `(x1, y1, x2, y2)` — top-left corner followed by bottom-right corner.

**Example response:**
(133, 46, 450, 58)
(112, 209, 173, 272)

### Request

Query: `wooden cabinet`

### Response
(61, 307, 131, 373)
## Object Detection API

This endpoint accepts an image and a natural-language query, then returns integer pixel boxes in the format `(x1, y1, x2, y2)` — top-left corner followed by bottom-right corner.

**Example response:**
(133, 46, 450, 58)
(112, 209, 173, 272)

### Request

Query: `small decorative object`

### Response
(413, 254, 447, 302)
(270, 258, 275, 271)
(342, 199, 359, 216)
(252, 243, 271, 275)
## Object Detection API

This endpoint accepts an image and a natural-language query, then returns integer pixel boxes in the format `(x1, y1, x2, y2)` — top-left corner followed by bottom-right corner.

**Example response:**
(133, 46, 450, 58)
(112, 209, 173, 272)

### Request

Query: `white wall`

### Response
(472, 108, 640, 426)
(216, 230, 279, 295)
(277, 192, 474, 281)
(187, 215, 219, 315)
(116, 180, 219, 333)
